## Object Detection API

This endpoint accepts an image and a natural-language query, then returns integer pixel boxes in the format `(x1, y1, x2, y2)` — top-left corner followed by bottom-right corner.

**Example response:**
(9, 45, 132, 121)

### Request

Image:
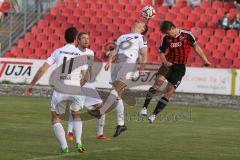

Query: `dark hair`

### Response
(78, 32, 88, 42)
(159, 21, 176, 34)
(141, 24, 148, 35)
(65, 27, 78, 43)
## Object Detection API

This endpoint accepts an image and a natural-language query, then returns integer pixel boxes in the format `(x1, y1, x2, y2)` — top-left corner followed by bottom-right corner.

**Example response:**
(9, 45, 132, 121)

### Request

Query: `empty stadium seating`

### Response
(2, 0, 240, 68)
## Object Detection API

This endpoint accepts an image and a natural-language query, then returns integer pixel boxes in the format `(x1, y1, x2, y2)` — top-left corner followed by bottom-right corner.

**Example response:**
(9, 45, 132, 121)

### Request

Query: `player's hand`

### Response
(163, 61, 173, 67)
(24, 85, 33, 96)
(204, 61, 211, 67)
(104, 63, 110, 71)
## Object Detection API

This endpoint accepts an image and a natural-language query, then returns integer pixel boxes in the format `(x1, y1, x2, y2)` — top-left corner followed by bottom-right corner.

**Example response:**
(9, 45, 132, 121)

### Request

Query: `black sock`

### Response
(143, 87, 157, 109)
(153, 97, 169, 115)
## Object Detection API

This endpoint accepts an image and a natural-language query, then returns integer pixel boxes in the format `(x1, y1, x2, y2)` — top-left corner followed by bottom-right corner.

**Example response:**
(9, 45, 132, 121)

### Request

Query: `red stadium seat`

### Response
(210, 36, 221, 44)
(96, 10, 108, 17)
(24, 33, 35, 41)
(48, 35, 60, 42)
(200, 1, 211, 8)
(158, 6, 168, 13)
(90, 17, 102, 24)
(101, 4, 113, 10)
(214, 29, 226, 38)
(50, 8, 60, 16)
(90, 30, 101, 37)
(31, 26, 42, 35)
(217, 44, 229, 52)
(55, 15, 67, 22)
(188, 14, 199, 22)
(165, 13, 177, 21)
(224, 2, 234, 9)
(183, 21, 194, 29)
(192, 7, 204, 15)
(205, 43, 217, 51)
(79, 17, 90, 23)
(49, 21, 61, 28)
(17, 39, 29, 48)
(29, 41, 41, 48)
(202, 28, 214, 36)
(230, 45, 239, 53)
(42, 41, 53, 49)
(205, 8, 217, 15)
(119, 25, 131, 32)
(113, 4, 125, 11)
(212, 1, 223, 9)
(226, 29, 238, 37)
(217, 8, 227, 16)
(38, 20, 49, 28)
(219, 58, 233, 68)
(42, 27, 54, 35)
(200, 14, 212, 22)
(23, 48, 34, 55)
(113, 18, 124, 24)
(44, 13, 55, 21)
(180, 6, 192, 14)
(84, 9, 96, 17)
(96, 24, 108, 32)
(73, 9, 85, 17)
(222, 37, 234, 46)
(102, 17, 113, 25)
(11, 46, 22, 55)
(212, 50, 224, 58)
(119, 11, 130, 18)
(4, 52, 14, 58)
(90, 3, 102, 10)
(107, 24, 119, 32)
(233, 59, 240, 68)
(36, 34, 48, 44)
(67, 16, 79, 25)
(176, 14, 188, 21)
(35, 48, 47, 56)
(195, 21, 207, 28)
(225, 50, 236, 60)
(198, 35, 209, 43)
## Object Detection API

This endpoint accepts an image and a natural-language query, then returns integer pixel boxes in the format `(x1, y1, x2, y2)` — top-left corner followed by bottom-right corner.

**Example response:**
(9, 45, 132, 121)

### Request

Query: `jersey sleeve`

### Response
(187, 32, 196, 46)
(139, 35, 148, 49)
(116, 36, 122, 46)
(46, 49, 59, 65)
(158, 35, 168, 53)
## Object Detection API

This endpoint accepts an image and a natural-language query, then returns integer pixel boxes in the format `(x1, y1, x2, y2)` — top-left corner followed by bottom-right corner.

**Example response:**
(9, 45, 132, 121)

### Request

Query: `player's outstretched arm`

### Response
(139, 47, 148, 75)
(80, 69, 89, 86)
(24, 62, 50, 96)
(193, 44, 211, 66)
(104, 46, 118, 71)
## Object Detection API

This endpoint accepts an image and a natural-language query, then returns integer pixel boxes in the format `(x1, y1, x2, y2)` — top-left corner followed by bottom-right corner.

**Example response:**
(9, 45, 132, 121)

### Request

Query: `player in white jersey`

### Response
(102, 20, 148, 137)
(66, 32, 110, 141)
(24, 27, 88, 153)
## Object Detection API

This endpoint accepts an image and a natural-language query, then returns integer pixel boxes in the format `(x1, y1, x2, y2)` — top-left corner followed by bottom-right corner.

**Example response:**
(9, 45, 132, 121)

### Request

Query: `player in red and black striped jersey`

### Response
(140, 21, 211, 123)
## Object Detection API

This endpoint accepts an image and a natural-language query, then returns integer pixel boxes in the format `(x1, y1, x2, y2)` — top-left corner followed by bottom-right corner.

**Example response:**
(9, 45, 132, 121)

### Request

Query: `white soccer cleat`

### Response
(148, 115, 156, 123)
(140, 107, 148, 116)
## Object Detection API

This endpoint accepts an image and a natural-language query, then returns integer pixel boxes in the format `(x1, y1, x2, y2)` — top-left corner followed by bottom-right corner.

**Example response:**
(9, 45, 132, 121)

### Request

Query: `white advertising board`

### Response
(0, 58, 233, 95)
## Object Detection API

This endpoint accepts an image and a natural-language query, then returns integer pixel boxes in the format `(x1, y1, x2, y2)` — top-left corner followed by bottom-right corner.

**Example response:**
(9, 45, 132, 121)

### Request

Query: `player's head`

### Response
(77, 32, 89, 49)
(159, 21, 177, 37)
(65, 27, 78, 44)
(132, 20, 148, 35)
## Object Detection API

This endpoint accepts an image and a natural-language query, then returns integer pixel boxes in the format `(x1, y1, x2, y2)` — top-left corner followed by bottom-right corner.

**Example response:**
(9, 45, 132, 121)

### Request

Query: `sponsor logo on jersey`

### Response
(170, 42, 182, 48)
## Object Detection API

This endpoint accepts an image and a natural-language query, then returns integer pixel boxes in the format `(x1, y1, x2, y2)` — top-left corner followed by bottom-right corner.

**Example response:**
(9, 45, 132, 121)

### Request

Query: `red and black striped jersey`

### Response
(159, 29, 196, 65)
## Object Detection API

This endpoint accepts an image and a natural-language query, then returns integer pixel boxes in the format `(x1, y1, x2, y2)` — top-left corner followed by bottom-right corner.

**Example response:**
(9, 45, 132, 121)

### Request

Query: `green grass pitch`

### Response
(0, 95, 240, 160)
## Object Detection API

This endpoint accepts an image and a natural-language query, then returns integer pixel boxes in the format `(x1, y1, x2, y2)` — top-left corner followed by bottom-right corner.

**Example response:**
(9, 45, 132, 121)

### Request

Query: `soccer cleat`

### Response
(87, 109, 102, 119)
(140, 107, 148, 116)
(96, 135, 111, 140)
(66, 132, 74, 141)
(76, 143, 86, 153)
(148, 114, 156, 123)
(61, 147, 69, 154)
(113, 125, 127, 138)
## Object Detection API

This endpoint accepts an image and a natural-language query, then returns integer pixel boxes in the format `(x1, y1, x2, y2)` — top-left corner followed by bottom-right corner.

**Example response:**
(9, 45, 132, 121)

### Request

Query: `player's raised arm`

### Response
(80, 65, 89, 86)
(193, 43, 211, 66)
(104, 46, 118, 71)
(24, 62, 50, 96)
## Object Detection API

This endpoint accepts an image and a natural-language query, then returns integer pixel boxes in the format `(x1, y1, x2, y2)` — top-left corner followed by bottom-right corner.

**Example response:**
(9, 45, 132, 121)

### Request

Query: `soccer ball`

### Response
(141, 5, 156, 20)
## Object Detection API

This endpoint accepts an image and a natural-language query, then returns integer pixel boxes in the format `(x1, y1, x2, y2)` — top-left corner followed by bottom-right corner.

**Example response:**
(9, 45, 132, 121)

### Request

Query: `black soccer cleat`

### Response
(87, 109, 102, 119)
(113, 125, 127, 138)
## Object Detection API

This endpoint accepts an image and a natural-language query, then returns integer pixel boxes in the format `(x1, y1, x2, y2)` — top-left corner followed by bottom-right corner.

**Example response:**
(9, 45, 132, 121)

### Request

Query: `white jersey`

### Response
(80, 48, 96, 89)
(47, 44, 88, 87)
(116, 33, 147, 63)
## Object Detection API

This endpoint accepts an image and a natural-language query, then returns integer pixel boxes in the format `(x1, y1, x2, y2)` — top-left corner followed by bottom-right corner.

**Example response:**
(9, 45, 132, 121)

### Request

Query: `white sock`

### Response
(73, 119, 82, 144)
(67, 114, 73, 133)
(100, 90, 118, 114)
(97, 114, 105, 136)
(116, 99, 124, 126)
(52, 123, 68, 149)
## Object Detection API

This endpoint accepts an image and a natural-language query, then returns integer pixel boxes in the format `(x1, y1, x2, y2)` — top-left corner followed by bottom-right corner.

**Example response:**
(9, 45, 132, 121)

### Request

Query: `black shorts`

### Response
(157, 64, 186, 89)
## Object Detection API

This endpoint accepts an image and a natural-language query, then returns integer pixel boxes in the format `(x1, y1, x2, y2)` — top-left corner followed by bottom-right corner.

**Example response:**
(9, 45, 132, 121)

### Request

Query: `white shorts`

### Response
(51, 90, 85, 115)
(110, 62, 138, 85)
